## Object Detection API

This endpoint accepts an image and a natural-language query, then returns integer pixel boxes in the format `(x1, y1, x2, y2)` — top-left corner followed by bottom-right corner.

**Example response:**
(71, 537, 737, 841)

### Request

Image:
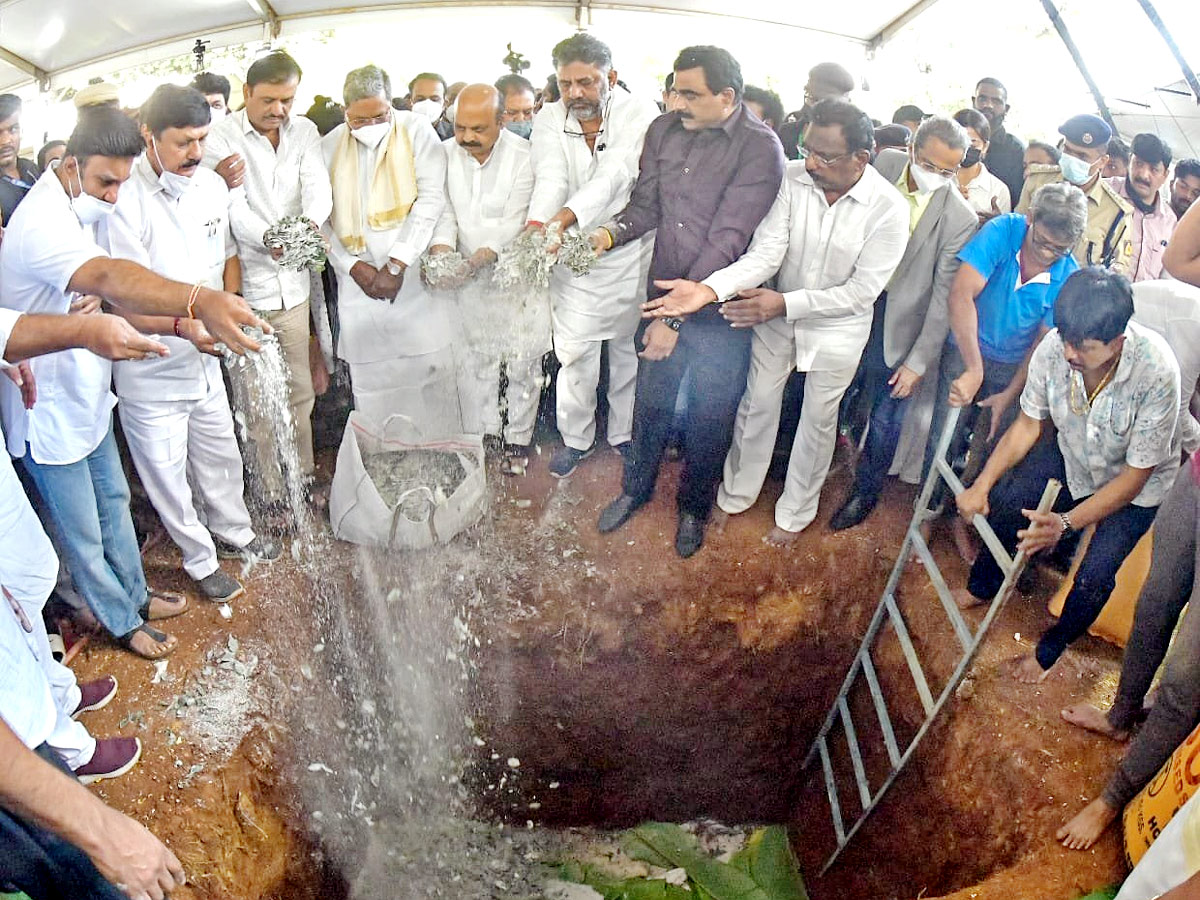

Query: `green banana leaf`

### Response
(728, 827, 809, 900)
(1077, 889, 1119, 900)
(562, 860, 693, 900)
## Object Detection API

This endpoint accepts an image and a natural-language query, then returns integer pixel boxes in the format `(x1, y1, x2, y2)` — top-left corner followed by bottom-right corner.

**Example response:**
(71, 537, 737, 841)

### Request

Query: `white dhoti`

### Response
(718, 317, 864, 534)
(551, 236, 650, 450)
(118, 378, 255, 581)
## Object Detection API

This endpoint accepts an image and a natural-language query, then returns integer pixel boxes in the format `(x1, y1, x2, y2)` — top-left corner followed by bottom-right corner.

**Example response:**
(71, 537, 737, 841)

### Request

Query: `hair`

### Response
(408, 72, 447, 94)
(975, 76, 1008, 99)
(874, 123, 910, 151)
(808, 99, 874, 154)
(743, 85, 784, 129)
(1177, 159, 1200, 181)
(672, 45, 743, 101)
(551, 33, 612, 71)
(0, 93, 20, 122)
(495, 73, 535, 102)
(1029, 182, 1088, 244)
(1107, 137, 1130, 165)
(952, 108, 990, 144)
(190, 72, 231, 103)
(664, 71, 675, 93)
(246, 50, 302, 88)
(65, 106, 144, 163)
(1027, 139, 1061, 165)
(303, 96, 345, 136)
(140, 85, 211, 135)
(1131, 132, 1172, 170)
(1055, 268, 1134, 346)
(37, 140, 66, 172)
(892, 104, 924, 125)
(543, 74, 560, 104)
(344, 65, 391, 106)
(914, 115, 969, 154)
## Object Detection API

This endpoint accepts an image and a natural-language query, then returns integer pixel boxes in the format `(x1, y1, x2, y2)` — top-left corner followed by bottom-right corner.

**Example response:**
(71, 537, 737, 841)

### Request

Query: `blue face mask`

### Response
(1059, 152, 1095, 185)
(505, 121, 533, 140)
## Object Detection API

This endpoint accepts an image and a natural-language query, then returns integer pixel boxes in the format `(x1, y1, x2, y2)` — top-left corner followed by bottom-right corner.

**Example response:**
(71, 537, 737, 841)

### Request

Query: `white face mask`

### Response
(150, 136, 195, 199)
(1059, 152, 1095, 186)
(411, 98, 444, 122)
(352, 121, 391, 149)
(69, 166, 115, 225)
(910, 160, 952, 195)
(208, 106, 227, 122)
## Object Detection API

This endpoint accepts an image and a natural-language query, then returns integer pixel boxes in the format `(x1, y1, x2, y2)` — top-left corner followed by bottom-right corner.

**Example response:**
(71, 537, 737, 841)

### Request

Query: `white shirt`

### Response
(321, 114, 449, 362)
(1132, 279, 1200, 453)
(0, 169, 111, 463)
(203, 110, 333, 311)
(960, 163, 1011, 216)
(1021, 322, 1181, 507)
(703, 161, 909, 371)
(96, 155, 234, 403)
(433, 130, 533, 255)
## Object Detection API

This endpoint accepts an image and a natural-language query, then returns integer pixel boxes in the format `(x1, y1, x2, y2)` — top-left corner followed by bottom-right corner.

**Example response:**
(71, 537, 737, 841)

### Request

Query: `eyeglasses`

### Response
(913, 154, 960, 179)
(563, 94, 611, 139)
(1029, 225, 1074, 259)
(346, 111, 391, 129)
(799, 145, 854, 166)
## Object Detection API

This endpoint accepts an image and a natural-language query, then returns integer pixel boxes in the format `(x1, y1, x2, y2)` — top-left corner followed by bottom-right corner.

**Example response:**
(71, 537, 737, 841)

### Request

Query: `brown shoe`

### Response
(76, 737, 142, 785)
(72, 676, 118, 719)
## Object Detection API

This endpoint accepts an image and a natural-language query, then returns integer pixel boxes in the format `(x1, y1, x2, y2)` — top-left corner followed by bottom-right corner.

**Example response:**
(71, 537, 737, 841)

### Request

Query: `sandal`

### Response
(142, 589, 188, 621)
(120, 623, 178, 660)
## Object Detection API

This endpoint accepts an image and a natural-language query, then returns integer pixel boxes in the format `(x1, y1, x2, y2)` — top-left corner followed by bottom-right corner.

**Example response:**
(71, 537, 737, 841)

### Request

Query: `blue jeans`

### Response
(22, 423, 146, 638)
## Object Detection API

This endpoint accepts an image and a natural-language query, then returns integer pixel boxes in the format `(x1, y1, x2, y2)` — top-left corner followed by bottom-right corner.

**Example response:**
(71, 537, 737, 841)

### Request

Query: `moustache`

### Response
(180, 159, 200, 170)
(461, 140, 482, 148)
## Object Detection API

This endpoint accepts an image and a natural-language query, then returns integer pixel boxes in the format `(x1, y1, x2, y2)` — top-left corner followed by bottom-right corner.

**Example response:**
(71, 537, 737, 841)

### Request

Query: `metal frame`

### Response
(802, 406, 1061, 875)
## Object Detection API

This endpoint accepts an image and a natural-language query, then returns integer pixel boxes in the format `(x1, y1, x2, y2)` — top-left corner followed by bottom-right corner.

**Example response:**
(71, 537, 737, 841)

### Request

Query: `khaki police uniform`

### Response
(1017, 166, 1133, 274)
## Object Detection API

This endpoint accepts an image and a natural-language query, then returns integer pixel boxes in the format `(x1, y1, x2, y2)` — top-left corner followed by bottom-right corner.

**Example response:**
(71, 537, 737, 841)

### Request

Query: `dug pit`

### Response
(76, 452, 1130, 900)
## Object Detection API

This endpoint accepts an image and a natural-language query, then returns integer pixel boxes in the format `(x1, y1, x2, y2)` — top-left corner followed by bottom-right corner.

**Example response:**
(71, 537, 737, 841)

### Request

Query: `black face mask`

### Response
(963, 146, 983, 168)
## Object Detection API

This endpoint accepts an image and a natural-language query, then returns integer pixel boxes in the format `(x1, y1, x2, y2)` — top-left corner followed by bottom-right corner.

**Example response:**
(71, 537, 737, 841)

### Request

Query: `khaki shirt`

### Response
(1016, 164, 1134, 275)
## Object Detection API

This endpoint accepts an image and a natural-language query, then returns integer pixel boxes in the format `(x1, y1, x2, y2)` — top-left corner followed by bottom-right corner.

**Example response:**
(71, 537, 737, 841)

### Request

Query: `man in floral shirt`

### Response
(954, 267, 1180, 684)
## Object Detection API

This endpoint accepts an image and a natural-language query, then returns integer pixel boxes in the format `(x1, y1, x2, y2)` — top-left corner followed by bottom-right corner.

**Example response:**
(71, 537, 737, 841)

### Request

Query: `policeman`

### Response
(1017, 114, 1133, 274)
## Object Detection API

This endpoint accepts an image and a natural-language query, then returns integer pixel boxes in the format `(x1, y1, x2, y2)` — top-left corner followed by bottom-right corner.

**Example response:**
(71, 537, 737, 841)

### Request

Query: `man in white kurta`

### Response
(97, 85, 272, 604)
(703, 101, 909, 541)
(430, 84, 544, 458)
(528, 34, 660, 476)
(321, 65, 456, 433)
(202, 51, 333, 499)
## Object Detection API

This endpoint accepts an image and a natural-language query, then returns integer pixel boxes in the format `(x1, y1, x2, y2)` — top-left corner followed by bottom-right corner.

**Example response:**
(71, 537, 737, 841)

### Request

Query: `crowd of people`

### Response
(3, 29, 1200, 900)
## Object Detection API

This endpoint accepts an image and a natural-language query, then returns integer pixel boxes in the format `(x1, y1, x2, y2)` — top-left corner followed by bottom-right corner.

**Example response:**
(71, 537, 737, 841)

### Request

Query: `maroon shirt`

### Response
(611, 104, 785, 300)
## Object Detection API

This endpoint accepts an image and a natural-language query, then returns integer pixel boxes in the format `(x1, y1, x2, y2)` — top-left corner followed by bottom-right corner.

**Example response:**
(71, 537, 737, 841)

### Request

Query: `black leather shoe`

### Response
(598, 494, 644, 533)
(829, 491, 878, 532)
(675, 512, 705, 558)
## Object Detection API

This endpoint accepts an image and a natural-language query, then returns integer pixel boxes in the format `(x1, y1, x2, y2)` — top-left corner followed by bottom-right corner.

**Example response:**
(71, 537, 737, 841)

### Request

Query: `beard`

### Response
(567, 81, 609, 121)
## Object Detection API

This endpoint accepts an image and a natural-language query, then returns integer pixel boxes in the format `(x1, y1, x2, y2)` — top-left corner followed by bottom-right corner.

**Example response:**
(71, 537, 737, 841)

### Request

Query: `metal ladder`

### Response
(803, 406, 1061, 874)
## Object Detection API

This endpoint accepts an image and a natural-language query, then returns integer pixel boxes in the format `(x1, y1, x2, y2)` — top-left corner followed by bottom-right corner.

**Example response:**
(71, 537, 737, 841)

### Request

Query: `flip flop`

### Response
(142, 589, 188, 621)
(119, 623, 178, 660)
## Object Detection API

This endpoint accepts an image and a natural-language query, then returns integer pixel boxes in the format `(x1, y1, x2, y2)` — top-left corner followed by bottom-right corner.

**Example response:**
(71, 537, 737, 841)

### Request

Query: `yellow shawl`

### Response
(329, 121, 418, 255)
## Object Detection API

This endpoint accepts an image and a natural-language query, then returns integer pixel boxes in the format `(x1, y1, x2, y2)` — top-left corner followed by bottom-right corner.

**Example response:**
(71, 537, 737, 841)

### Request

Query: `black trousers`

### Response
(0, 744, 126, 900)
(623, 309, 752, 519)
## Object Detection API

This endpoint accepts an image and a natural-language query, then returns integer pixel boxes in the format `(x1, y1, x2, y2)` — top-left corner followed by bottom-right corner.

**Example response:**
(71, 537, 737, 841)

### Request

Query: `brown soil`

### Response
(67, 445, 1131, 899)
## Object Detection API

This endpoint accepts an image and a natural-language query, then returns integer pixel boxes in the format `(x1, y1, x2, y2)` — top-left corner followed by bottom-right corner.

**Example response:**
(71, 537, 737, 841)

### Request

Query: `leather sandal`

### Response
(119, 623, 178, 660)
(142, 589, 188, 621)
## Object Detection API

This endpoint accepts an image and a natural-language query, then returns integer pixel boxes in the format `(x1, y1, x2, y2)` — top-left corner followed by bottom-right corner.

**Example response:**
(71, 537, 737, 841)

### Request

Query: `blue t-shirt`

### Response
(956, 213, 1079, 365)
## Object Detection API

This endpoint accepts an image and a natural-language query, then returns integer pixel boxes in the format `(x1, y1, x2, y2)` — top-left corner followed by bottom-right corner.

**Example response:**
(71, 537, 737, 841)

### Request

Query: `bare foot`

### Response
(711, 508, 731, 535)
(951, 516, 977, 564)
(1061, 704, 1130, 741)
(952, 587, 987, 611)
(764, 526, 801, 547)
(1056, 797, 1119, 850)
(1002, 654, 1051, 684)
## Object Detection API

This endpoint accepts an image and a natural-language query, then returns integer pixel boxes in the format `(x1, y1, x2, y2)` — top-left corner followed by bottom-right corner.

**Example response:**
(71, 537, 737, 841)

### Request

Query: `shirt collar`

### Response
(135, 153, 164, 195)
(240, 109, 290, 138)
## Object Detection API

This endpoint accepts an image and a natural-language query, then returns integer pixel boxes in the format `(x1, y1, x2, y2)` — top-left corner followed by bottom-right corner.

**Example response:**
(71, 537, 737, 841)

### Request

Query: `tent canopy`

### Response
(0, 0, 938, 92)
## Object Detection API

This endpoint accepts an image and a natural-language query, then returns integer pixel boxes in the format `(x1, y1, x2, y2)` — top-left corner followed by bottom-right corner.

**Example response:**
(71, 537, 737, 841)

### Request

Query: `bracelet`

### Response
(600, 226, 615, 250)
(526, 220, 544, 228)
(173, 317, 183, 338)
(186, 283, 203, 320)
(1059, 512, 1074, 534)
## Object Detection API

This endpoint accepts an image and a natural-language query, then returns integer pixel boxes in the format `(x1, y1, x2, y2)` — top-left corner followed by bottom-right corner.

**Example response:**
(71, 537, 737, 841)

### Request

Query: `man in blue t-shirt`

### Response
(925, 183, 1086, 499)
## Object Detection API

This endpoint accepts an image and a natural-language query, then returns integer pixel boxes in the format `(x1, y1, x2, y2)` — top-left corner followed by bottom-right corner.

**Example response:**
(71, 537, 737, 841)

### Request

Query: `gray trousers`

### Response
(1103, 465, 1200, 808)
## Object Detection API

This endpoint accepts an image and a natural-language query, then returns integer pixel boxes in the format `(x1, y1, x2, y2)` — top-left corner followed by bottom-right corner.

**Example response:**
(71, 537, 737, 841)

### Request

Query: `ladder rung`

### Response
(861, 651, 902, 768)
(883, 593, 935, 716)
(838, 696, 872, 811)
(818, 736, 846, 845)
(934, 459, 1014, 576)
(908, 526, 974, 651)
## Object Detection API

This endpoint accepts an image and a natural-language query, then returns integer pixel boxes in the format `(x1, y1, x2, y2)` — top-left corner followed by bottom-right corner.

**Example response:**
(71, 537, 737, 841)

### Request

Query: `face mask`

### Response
(69, 167, 115, 225)
(209, 106, 227, 122)
(963, 146, 983, 168)
(910, 161, 951, 195)
(352, 122, 391, 149)
(1059, 152, 1095, 185)
(150, 137, 194, 199)
(411, 99, 443, 122)
(505, 121, 533, 140)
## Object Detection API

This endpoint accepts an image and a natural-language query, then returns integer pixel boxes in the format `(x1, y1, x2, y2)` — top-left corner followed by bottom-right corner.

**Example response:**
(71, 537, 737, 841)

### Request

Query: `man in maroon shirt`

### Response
(590, 44, 785, 558)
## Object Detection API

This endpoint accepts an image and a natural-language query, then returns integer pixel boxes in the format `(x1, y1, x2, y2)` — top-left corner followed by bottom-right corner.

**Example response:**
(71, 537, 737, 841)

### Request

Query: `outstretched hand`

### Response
(642, 279, 716, 318)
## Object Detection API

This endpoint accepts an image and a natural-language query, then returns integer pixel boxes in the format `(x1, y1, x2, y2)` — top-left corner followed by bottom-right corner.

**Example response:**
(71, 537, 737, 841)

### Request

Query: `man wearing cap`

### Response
(972, 77, 1025, 208)
(73, 81, 120, 110)
(1107, 133, 1176, 282)
(1018, 114, 1133, 275)
(777, 62, 854, 161)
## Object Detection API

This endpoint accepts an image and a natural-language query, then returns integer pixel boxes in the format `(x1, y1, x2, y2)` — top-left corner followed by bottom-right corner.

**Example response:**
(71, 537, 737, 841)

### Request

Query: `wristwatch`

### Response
(386, 260, 404, 276)
(663, 317, 683, 332)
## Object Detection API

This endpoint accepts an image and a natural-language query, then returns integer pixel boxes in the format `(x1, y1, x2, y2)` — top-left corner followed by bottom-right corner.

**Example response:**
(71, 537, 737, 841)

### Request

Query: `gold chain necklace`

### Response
(1068, 354, 1121, 416)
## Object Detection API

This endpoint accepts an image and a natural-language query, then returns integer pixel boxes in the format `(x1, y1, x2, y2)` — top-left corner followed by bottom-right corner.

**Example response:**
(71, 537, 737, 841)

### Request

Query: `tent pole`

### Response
(1135, 0, 1200, 103)
(1038, 0, 1117, 134)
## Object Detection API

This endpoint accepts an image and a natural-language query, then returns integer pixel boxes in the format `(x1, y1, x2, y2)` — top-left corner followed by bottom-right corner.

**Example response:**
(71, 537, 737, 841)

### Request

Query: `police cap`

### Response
(1058, 114, 1112, 149)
